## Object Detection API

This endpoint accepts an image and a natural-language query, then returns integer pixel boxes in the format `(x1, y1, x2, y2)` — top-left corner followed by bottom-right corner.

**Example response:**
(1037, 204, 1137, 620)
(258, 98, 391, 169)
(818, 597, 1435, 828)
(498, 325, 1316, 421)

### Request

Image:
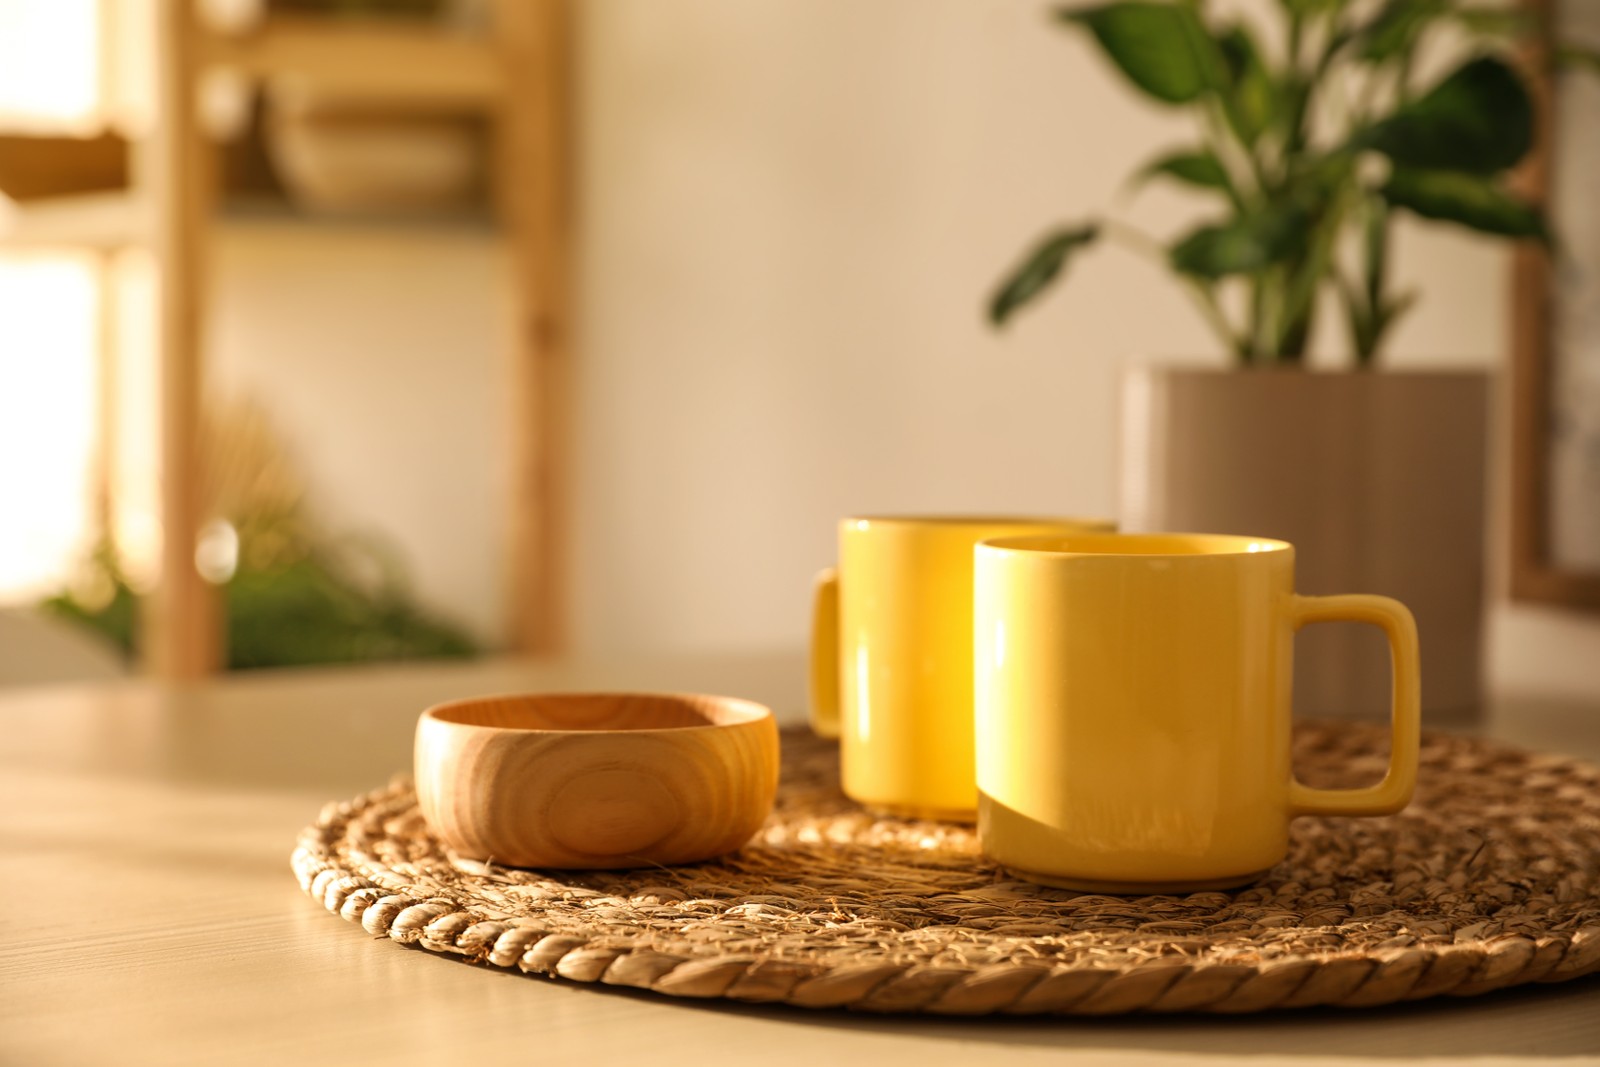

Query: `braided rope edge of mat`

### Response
(291, 786, 1600, 1016)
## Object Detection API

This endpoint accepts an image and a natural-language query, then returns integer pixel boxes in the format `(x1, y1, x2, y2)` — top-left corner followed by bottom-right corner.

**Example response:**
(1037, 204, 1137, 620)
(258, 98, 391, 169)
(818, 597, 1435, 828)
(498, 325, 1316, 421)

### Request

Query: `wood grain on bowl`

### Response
(414, 692, 779, 869)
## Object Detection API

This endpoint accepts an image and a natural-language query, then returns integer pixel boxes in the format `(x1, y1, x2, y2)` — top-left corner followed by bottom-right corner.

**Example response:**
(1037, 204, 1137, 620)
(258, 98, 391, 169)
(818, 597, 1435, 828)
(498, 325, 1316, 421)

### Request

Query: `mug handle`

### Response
(808, 567, 842, 738)
(1288, 594, 1421, 817)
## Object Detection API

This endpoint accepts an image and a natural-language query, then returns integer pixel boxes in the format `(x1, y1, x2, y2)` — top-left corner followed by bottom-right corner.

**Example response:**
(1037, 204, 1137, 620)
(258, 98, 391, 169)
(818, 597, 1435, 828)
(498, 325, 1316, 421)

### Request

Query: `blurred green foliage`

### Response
(991, 0, 1599, 365)
(44, 538, 476, 671)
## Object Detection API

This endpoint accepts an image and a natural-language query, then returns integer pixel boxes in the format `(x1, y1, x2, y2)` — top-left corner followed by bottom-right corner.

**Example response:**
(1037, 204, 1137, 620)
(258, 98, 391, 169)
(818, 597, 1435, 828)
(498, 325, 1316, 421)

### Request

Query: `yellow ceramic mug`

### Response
(810, 515, 1113, 819)
(974, 533, 1420, 892)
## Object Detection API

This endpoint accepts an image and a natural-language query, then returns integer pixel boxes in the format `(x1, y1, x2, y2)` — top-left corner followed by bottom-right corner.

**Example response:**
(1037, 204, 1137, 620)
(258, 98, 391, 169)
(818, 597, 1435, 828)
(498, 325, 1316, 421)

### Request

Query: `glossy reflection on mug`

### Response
(809, 514, 1113, 820)
(975, 533, 1421, 893)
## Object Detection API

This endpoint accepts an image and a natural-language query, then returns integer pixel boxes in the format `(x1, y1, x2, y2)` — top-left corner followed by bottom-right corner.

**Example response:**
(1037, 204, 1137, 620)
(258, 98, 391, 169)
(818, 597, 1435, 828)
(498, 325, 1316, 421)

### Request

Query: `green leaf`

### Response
(1217, 24, 1275, 144)
(1557, 46, 1600, 76)
(1278, 0, 1346, 14)
(989, 225, 1101, 325)
(1169, 205, 1309, 279)
(1353, 3, 1534, 63)
(1291, 152, 1356, 199)
(1358, 0, 1446, 62)
(1056, 3, 1225, 105)
(1357, 56, 1534, 173)
(1453, 8, 1534, 38)
(1135, 149, 1232, 190)
(1381, 168, 1549, 240)
(1377, 289, 1420, 333)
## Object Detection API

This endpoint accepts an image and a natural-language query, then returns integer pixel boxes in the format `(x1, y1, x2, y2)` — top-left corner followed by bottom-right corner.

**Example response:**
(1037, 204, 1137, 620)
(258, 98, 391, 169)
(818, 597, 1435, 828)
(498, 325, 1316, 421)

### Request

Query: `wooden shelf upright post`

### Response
(143, 0, 220, 679)
(494, 0, 571, 656)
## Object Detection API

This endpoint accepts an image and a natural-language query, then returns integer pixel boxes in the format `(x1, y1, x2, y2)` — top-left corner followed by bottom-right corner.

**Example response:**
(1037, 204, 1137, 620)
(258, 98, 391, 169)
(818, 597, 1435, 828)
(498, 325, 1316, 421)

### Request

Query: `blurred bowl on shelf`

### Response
(264, 78, 483, 215)
(198, 0, 266, 36)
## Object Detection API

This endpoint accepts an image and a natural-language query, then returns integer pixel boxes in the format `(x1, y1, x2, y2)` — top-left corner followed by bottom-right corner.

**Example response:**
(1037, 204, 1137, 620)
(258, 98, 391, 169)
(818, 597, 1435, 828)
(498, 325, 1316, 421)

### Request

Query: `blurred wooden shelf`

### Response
(0, 191, 147, 249)
(201, 16, 502, 108)
(0, 0, 567, 680)
(0, 191, 509, 247)
(217, 195, 495, 231)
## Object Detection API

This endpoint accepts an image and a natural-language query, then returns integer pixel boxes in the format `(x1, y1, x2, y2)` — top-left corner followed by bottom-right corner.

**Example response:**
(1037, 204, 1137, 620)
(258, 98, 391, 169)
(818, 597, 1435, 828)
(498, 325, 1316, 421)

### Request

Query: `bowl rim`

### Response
(418, 690, 776, 735)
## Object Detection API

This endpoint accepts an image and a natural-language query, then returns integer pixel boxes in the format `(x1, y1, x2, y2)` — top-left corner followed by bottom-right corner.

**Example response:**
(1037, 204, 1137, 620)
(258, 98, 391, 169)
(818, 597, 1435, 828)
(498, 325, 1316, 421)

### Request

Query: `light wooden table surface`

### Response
(3, 651, 1598, 1067)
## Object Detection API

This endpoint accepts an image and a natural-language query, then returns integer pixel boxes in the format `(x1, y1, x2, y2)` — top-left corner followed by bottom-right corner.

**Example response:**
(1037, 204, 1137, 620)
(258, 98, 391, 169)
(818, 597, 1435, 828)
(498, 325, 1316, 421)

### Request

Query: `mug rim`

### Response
(978, 532, 1293, 558)
(841, 514, 1113, 530)
(420, 691, 774, 734)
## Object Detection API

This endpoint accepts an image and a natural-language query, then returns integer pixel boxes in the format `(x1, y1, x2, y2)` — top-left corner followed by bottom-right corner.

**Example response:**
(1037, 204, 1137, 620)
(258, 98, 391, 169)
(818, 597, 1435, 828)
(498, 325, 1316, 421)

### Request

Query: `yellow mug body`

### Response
(974, 533, 1421, 892)
(811, 516, 1113, 820)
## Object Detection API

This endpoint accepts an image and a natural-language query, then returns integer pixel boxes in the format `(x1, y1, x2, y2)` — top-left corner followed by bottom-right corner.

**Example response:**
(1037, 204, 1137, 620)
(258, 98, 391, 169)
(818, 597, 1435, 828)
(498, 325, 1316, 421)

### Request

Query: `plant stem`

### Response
(1395, 48, 1416, 108)
(1279, 179, 1357, 361)
(1335, 268, 1372, 358)
(1203, 101, 1264, 198)
(1186, 279, 1250, 363)
(1359, 197, 1388, 365)
(1280, 7, 1326, 172)
(1259, 267, 1289, 364)
(1248, 271, 1270, 363)
(1102, 218, 1167, 261)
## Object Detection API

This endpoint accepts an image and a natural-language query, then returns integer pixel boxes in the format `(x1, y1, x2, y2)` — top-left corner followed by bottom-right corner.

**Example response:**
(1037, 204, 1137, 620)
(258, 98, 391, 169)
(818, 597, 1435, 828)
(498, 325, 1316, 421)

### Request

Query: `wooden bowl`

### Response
(414, 692, 780, 869)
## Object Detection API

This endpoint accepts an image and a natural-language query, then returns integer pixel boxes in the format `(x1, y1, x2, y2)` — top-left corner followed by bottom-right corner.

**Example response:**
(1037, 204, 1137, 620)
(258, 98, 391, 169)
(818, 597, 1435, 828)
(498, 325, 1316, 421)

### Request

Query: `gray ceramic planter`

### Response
(1119, 365, 1491, 724)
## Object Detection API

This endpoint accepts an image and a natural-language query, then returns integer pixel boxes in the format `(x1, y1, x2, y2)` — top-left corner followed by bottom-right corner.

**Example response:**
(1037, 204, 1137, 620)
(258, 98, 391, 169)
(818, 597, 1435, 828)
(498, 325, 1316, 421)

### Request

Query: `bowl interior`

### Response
(425, 692, 765, 732)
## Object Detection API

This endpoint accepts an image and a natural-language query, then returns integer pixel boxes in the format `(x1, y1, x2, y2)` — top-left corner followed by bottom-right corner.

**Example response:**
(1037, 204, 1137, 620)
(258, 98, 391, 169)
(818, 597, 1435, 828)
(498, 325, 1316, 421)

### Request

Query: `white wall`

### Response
(209, 222, 512, 645)
(1490, 605, 1600, 700)
(203, 0, 1600, 701)
(569, 0, 1521, 656)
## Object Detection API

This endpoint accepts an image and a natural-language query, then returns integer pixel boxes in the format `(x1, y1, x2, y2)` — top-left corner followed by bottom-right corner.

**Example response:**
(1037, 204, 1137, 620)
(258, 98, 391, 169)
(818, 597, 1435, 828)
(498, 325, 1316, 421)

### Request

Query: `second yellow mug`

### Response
(974, 533, 1421, 893)
(810, 514, 1113, 819)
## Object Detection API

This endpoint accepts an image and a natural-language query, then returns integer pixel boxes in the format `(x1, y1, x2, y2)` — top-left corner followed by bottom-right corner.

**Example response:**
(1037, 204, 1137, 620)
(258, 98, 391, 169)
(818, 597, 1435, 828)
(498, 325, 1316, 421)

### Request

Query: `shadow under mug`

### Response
(974, 533, 1421, 893)
(810, 514, 1113, 820)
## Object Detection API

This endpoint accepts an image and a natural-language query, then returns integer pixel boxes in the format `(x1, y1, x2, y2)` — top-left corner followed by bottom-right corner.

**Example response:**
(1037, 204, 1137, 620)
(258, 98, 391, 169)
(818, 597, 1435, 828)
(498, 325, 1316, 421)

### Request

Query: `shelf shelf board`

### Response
(201, 17, 503, 109)
(0, 190, 505, 249)
(0, 191, 147, 249)
(217, 195, 495, 233)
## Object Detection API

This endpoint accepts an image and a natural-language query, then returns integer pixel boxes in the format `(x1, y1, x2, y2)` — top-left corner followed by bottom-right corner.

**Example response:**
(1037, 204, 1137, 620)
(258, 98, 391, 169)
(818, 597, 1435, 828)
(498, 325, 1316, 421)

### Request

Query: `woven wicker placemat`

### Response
(293, 724, 1600, 1015)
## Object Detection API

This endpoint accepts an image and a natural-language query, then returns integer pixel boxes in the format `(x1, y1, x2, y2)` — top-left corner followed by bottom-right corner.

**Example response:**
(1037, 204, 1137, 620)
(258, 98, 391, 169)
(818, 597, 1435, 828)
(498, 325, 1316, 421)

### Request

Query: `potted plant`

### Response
(990, 1, 1593, 723)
